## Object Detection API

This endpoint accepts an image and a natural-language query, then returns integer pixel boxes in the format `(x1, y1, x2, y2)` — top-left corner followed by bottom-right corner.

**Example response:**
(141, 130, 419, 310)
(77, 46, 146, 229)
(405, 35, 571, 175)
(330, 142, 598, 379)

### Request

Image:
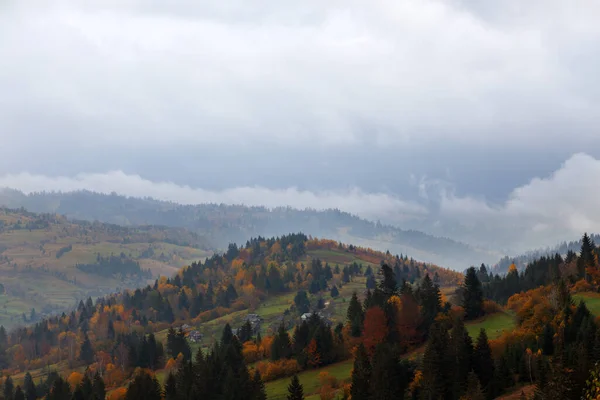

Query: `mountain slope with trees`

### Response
(0, 189, 498, 269)
(0, 207, 211, 328)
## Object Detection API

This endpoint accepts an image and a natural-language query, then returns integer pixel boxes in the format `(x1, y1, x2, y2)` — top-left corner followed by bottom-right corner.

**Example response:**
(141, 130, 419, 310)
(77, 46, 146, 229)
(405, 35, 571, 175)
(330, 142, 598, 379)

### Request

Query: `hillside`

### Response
(0, 189, 498, 269)
(492, 233, 600, 274)
(0, 233, 463, 399)
(0, 208, 212, 328)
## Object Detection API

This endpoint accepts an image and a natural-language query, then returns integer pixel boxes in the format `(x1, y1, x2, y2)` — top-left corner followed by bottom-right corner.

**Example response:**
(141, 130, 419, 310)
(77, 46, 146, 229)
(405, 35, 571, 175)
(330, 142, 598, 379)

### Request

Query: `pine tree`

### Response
(92, 372, 105, 400)
(286, 375, 304, 400)
(79, 334, 94, 364)
(13, 386, 24, 400)
(46, 377, 71, 400)
(347, 292, 364, 337)
(460, 371, 485, 400)
(579, 233, 596, 279)
(4, 375, 14, 400)
(449, 318, 474, 398)
(421, 321, 450, 399)
(350, 343, 371, 400)
(378, 264, 398, 299)
(370, 344, 408, 399)
(418, 274, 442, 333)
(251, 370, 267, 400)
(330, 285, 339, 298)
(23, 372, 36, 400)
(125, 370, 163, 400)
(271, 323, 292, 361)
(473, 329, 495, 392)
(463, 267, 484, 320)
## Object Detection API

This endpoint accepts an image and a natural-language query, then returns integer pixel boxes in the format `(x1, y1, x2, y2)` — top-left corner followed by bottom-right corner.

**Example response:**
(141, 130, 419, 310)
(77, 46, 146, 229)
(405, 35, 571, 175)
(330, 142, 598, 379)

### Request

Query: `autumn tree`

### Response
(362, 307, 388, 355)
(462, 267, 484, 320)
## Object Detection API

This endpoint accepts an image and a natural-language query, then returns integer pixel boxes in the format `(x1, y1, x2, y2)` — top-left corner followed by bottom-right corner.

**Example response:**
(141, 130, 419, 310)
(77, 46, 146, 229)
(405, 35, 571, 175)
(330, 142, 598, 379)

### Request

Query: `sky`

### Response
(1, 0, 600, 254)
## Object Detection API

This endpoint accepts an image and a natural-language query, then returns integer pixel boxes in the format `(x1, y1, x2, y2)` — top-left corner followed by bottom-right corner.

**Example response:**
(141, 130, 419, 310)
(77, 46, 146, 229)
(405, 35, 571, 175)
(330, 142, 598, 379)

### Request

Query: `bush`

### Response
(255, 359, 301, 382)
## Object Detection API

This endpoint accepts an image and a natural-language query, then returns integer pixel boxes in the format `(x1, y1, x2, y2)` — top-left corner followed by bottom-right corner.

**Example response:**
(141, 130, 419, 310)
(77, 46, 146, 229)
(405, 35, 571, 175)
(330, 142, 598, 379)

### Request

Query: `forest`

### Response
(0, 232, 598, 398)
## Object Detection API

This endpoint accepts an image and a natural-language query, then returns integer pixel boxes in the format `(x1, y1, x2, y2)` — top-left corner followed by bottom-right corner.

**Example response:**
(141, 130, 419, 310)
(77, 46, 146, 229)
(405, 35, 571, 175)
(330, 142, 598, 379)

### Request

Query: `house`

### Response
(187, 330, 203, 343)
(181, 324, 191, 331)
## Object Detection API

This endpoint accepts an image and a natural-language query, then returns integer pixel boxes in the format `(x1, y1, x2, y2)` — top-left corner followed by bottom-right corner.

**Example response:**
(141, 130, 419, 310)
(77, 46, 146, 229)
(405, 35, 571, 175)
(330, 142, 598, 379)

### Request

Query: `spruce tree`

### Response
(46, 377, 71, 400)
(251, 370, 267, 400)
(92, 372, 105, 400)
(4, 375, 14, 400)
(449, 318, 473, 398)
(421, 321, 450, 399)
(79, 334, 94, 364)
(125, 370, 163, 400)
(286, 375, 304, 400)
(460, 371, 485, 400)
(370, 344, 408, 399)
(347, 292, 364, 337)
(473, 329, 495, 392)
(13, 386, 24, 400)
(462, 267, 484, 320)
(23, 372, 36, 400)
(378, 264, 398, 299)
(350, 343, 371, 400)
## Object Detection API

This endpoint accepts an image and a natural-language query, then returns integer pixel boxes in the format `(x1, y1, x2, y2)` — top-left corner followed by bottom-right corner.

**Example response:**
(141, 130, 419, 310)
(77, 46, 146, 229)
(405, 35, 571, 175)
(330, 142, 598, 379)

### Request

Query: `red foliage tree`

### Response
(362, 306, 388, 355)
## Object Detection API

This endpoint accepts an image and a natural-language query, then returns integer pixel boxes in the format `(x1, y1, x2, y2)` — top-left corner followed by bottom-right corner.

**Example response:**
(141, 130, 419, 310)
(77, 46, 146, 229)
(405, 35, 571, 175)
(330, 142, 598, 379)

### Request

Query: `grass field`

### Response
(265, 360, 354, 400)
(465, 312, 516, 340)
(573, 292, 600, 315)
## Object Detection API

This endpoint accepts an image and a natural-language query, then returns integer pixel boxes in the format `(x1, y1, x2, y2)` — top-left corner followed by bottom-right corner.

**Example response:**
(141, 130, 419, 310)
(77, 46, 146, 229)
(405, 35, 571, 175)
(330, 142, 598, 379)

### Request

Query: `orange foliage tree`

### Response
(362, 306, 388, 355)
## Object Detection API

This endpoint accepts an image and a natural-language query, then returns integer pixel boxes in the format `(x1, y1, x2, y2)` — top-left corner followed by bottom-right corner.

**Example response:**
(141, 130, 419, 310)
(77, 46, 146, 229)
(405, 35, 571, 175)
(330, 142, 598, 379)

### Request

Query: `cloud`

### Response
(438, 153, 600, 252)
(1, 152, 600, 255)
(1, 0, 600, 150)
(0, 170, 427, 223)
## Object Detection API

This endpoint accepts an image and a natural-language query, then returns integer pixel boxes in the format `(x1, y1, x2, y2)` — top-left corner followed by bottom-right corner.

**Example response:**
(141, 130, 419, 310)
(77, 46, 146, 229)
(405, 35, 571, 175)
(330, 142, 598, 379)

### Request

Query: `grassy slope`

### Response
(573, 292, 600, 315)
(466, 312, 517, 340)
(0, 209, 211, 328)
(263, 310, 518, 399)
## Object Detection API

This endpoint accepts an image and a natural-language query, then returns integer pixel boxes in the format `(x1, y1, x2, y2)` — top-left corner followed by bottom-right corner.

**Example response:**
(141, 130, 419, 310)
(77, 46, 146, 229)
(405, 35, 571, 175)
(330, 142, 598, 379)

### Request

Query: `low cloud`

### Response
(438, 152, 600, 252)
(1, 152, 599, 255)
(0, 170, 427, 223)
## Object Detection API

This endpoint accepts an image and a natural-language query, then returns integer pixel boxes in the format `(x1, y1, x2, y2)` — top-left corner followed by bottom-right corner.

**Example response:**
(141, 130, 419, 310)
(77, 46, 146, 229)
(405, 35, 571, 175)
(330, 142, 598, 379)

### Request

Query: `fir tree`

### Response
(449, 318, 474, 398)
(125, 370, 163, 400)
(421, 321, 450, 399)
(79, 334, 94, 364)
(461, 371, 485, 400)
(462, 267, 484, 320)
(350, 343, 371, 400)
(92, 372, 105, 400)
(46, 377, 71, 400)
(473, 329, 495, 392)
(370, 344, 409, 400)
(286, 375, 304, 400)
(23, 372, 36, 400)
(4, 375, 14, 400)
(347, 292, 364, 337)
(13, 386, 24, 400)
(251, 370, 267, 400)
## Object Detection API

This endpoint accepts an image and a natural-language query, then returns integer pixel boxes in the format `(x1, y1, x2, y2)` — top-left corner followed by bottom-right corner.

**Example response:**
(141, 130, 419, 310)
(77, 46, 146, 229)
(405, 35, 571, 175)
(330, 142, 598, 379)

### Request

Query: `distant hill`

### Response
(492, 233, 600, 274)
(0, 207, 212, 328)
(0, 189, 498, 270)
